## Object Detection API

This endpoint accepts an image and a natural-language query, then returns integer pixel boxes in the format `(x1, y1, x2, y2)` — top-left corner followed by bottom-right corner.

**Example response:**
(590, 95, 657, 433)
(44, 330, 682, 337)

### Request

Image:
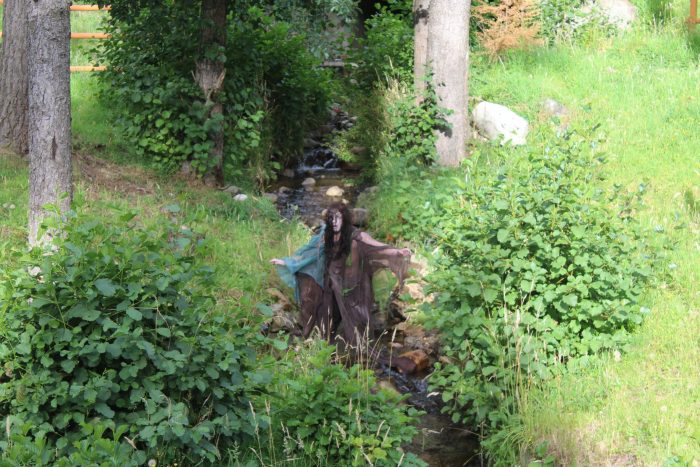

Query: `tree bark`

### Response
(413, 0, 430, 95)
(194, 0, 227, 186)
(27, 0, 72, 245)
(427, 0, 470, 167)
(0, 0, 29, 154)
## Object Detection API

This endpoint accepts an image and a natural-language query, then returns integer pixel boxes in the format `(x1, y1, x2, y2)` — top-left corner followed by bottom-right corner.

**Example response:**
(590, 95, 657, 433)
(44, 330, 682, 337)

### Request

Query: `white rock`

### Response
(326, 186, 344, 197)
(233, 194, 248, 202)
(278, 186, 292, 195)
(472, 102, 529, 146)
(597, 0, 636, 29)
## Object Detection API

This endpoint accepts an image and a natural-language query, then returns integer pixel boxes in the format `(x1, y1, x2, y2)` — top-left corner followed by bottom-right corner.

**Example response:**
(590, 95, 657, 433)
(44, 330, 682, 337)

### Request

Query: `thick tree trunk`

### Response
(27, 0, 72, 245)
(427, 0, 470, 167)
(413, 0, 430, 95)
(194, 0, 227, 186)
(0, 0, 29, 154)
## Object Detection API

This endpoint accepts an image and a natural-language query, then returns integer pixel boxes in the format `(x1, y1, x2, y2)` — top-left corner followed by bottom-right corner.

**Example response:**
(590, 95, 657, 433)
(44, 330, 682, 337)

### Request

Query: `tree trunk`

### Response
(27, 0, 72, 245)
(194, 0, 227, 186)
(427, 0, 470, 167)
(413, 0, 430, 95)
(0, 0, 29, 154)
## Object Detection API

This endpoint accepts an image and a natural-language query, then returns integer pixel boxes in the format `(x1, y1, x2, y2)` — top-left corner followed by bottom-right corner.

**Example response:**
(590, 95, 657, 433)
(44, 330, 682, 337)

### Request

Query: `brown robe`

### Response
(297, 229, 410, 363)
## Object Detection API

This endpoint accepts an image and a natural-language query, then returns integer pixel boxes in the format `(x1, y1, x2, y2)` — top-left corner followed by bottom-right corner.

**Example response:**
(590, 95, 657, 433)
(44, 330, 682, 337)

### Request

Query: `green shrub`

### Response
(423, 129, 665, 433)
(0, 421, 141, 466)
(0, 207, 268, 462)
(367, 127, 667, 439)
(258, 342, 425, 467)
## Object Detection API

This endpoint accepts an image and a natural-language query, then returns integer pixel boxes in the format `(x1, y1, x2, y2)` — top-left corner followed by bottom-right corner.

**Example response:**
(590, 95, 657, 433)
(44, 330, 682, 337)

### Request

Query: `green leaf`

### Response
(497, 229, 509, 243)
(95, 278, 117, 297)
(126, 307, 143, 321)
(95, 402, 115, 419)
(563, 294, 578, 307)
(60, 360, 76, 373)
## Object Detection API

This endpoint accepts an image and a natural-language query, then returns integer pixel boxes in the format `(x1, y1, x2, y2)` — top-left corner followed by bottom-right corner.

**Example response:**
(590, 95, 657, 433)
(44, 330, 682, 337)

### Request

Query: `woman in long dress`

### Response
(271, 203, 410, 362)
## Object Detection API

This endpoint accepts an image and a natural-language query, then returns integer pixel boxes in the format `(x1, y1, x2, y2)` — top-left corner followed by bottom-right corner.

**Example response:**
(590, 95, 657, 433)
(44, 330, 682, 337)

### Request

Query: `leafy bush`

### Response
(99, 3, 330, 181)
(0, 207, 267, 462)
(0, 421, 140, 466)
(424, 129, 665, 432)
(259, 342, 425, 467)
(367, 127, 667, 437)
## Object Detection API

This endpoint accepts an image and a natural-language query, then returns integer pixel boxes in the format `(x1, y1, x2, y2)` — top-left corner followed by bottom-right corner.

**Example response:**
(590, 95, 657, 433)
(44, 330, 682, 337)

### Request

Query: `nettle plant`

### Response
(424, 129, 666, 430)
(378, 78, 451, 172)
(263, 343, 425, 467)
(0, 208, 268, 462)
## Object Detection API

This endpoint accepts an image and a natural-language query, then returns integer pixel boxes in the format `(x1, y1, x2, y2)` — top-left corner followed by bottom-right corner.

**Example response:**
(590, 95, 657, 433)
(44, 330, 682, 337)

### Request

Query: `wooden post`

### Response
(691, 0, 698, 29)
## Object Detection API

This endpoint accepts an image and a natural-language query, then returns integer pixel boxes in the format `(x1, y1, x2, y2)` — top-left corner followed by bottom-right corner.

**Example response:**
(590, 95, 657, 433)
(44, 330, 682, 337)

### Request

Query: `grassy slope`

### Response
(470, 18, 700, 465)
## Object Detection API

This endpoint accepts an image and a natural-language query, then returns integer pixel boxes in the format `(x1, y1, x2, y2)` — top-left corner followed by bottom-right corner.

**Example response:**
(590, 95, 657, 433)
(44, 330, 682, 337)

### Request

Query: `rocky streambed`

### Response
(267, 108, 481, 466)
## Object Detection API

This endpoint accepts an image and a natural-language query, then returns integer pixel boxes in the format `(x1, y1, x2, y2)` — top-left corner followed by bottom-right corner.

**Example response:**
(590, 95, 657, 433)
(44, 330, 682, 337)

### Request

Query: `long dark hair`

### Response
(324, 202, 353, 261)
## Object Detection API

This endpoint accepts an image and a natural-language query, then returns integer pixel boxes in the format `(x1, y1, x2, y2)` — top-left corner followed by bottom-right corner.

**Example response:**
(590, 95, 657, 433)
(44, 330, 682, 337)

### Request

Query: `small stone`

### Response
(233, 194, 248, 202)
(278, 186, 292, 195)
(352, 208, 369, 226)
(222, 185, 241, 195)
(326, 186, 344, 197)
(301, 177, 316, 189)
(180, 161, 192, 176)
(350, 146, 367, 156)
(398, 350, 430, 373)
(542, 98, 568, 117)
(263, 193, 278, 203)
(303, 138, 321, 149)
(282, 168, 295, 178)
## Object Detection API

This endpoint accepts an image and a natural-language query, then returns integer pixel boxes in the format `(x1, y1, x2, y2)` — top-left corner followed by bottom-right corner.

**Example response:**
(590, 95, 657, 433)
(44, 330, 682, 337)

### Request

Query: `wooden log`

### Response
(70, 65, 106, 72)
(0, 0, 111, 10)
(1, 32, 111, 39)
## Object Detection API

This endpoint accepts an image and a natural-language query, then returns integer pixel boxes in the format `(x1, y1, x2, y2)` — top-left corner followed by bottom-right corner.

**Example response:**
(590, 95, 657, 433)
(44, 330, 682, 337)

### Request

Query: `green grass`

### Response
(469, 15, 700, 466)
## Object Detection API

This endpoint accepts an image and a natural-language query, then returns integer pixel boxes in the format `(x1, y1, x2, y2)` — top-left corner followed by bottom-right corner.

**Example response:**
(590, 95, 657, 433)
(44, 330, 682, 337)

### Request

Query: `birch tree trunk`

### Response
(413, 0, 430, 95)
(427, 0, 470, 167)
(195, 0, 227, 186)
(0, 0, 29, 154)
(27, 0, 72, 245)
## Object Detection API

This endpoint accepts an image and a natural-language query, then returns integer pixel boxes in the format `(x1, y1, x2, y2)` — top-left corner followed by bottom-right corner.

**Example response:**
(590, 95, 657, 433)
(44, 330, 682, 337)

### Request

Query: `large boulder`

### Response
(472, 102, 529, 146)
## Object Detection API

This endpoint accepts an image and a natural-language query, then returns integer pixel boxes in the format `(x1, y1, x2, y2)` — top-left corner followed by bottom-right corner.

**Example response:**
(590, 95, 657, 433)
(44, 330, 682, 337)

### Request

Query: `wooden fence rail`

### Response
(0, 1, 111, 71)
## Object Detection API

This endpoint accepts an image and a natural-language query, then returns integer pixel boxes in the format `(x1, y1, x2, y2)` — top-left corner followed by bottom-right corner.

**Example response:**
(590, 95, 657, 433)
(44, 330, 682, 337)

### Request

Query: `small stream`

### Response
(272, 124, 481, 466)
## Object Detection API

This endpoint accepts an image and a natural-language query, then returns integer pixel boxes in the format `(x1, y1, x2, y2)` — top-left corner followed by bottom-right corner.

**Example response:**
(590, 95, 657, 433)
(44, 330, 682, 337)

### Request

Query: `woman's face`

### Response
(331, 210, 343, 233)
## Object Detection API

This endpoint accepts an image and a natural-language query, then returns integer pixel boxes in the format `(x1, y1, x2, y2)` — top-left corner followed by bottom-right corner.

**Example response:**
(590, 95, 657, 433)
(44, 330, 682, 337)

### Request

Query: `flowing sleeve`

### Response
(356, 231, 411, 287)
(276, 227, 325, 302)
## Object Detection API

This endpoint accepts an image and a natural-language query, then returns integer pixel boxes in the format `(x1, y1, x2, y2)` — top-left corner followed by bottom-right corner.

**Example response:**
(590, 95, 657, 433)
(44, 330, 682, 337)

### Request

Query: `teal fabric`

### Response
(276, 226, 325, 303)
